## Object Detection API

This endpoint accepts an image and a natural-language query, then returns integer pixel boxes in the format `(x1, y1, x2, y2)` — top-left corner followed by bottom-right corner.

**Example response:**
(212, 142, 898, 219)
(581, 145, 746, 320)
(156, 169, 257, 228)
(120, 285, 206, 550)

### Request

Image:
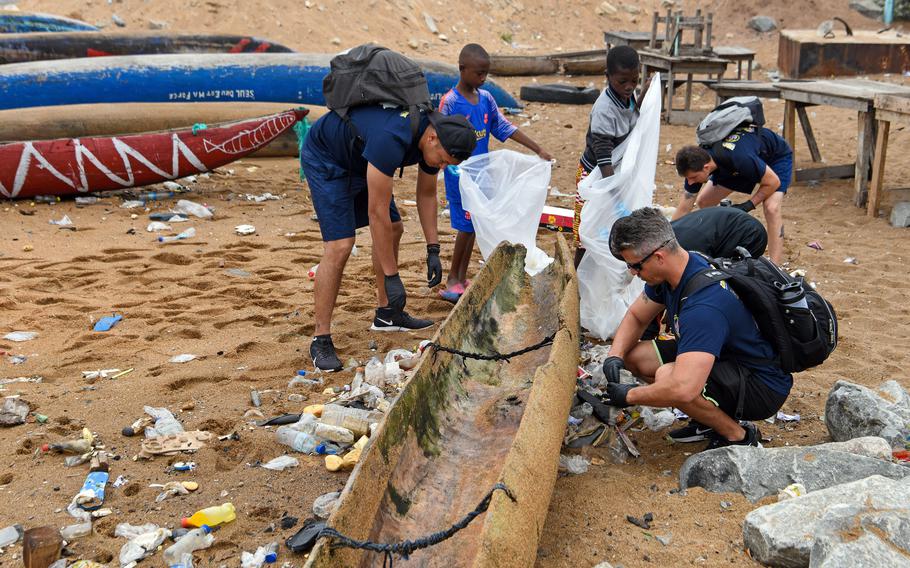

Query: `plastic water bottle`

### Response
(144, 406, 184, 438)
(33, 195, 60, 204)
(307, 264, 319, 278)
(320, 405, 379, 438)
(173, 199, 213, 219)
(275, 426, 321, 454)
(163, 525, 214, 564)
(777, 281, 815, 342)
(364, 357, 385, 386)
(158, 227, 196, 243)
(181, 504, 236, 528)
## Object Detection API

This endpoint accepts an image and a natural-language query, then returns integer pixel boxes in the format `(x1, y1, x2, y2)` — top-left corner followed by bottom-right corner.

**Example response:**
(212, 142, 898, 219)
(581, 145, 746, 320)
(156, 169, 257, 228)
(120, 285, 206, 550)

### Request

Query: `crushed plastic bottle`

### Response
(640, 407, 677, 431)
(383, 360, 402, 384)
(320, 404, 380, 438)
(261, 455, 299, 471)
(364, 357, 385, 387)
(312, 492, 341, 519)
(240, 542, 279, 567)
(307, 264, 319, 279)
(559, 454, 590, 475)
(158, 227, 196, 243)
(162, 525, 213, 565)
(181, 503, 236, 528)
(118, 527, 171, 566)
(0, 524, 23, 547)
(275, 426, 321, 454)
(59, 522, 92, 541)
(43, 428, 94, 455)
(173, 200, 213, 219)
(144, 406, 184, 438)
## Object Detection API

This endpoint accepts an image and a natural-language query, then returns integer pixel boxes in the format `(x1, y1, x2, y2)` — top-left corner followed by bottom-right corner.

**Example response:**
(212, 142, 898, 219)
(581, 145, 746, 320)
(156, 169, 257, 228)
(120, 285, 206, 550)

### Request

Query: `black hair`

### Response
(609, 207, 679, 260)
(459, 43, 490, 65)
(675, 145, 713, 176)
(606, 45, 640, 75)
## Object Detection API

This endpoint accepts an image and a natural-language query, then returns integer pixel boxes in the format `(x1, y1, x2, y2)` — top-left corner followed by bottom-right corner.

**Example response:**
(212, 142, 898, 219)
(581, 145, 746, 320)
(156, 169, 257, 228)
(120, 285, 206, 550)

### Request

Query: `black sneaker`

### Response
(704, 421, 762, 451)
(310, 335, 342, 372)
(370, 307, 433, 332)
(668, 420, 714, 443)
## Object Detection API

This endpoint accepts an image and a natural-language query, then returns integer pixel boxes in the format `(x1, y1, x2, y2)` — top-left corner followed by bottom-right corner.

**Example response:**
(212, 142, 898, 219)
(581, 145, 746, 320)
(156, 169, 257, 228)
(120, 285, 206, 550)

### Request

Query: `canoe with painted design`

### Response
(0, 12, 97, 33)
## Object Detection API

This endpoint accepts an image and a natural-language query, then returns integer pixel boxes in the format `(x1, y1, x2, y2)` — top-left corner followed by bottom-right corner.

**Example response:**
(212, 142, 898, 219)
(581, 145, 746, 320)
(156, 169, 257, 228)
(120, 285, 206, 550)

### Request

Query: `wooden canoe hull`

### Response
(0, 12, 97, 33)
(0, 103, 326, 158)
(0, 31, 293, 64)
(0, 53, 521, 110)
(306, 238, 579, 568)
(489, 55, 559, 76)
(0, 108, 306, 199)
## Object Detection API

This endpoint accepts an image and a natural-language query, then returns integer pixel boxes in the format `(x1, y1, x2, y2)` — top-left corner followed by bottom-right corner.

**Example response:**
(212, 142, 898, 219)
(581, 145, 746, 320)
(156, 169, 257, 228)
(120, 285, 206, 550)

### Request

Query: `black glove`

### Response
(604, 382, 635, 408)
(426, 244, 442, 288)
(602, 356, 625, 384)
(731, 200, 756, 212)
(384, 273, 406, 312)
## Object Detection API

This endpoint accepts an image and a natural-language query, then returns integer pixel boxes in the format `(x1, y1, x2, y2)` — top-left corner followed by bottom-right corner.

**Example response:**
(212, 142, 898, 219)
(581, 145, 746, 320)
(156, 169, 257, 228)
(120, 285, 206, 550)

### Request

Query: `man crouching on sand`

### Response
(599, 207, 792, 449)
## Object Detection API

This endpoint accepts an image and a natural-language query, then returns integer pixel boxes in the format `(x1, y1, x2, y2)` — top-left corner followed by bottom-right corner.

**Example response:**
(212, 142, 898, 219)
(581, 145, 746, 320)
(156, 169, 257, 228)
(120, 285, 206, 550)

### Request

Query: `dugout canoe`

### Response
(0, 103, 327, 158)
(489, 54, 559, 76)
(0, 52, 521, 111)
(306, 238, 579, 568)
(0, 108, 306, 199)
(0, 31, 293, 64)
(0, 12, 98, 33)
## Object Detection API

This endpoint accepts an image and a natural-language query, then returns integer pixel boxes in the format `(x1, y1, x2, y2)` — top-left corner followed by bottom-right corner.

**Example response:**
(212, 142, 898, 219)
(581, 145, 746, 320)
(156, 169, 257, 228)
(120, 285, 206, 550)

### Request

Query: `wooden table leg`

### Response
(855, 110, 875, 207)
(783, 100, 797, 180)
(795, 106, 822, 163)
(665, 66, 675, 124)
(868, 119, 890, 217)
(684, 73, 693, 111)
(747, 58, 753, 80)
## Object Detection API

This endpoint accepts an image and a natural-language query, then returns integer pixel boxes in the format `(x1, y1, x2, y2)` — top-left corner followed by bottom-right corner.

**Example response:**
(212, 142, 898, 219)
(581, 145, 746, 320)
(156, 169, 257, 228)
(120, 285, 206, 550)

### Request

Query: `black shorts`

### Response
(653, 339, 787, 421)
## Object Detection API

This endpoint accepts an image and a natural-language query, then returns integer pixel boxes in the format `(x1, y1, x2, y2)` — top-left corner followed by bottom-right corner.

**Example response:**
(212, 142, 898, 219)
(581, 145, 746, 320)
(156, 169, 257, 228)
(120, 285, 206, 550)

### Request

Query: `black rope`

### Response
(426, 334, 554, 368)
(318, 482, 516, 567)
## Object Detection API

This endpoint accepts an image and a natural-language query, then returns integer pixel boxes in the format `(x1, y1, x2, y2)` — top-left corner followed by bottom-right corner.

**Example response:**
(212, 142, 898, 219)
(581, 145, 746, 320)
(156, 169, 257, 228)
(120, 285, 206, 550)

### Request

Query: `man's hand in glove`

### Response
(426, 244, 442, 287)
(604, 382, 635, 408)
(602, 356, 625, 384)
(384, 273, 406, 312)
(730, 200, 756, 212)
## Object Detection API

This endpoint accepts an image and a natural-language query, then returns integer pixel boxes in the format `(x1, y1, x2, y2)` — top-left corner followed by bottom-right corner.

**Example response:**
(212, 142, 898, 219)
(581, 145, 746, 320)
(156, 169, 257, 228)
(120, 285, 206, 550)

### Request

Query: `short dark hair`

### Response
(459, 43, 490, 65)
(675, 145, 712, 176)
(606, 46, 640, 75)
(609, 207, 679, 260)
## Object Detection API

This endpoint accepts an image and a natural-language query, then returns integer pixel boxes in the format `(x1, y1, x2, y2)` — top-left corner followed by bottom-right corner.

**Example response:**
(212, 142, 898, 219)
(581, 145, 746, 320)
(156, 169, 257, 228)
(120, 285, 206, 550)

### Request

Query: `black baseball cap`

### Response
(427, 111, 476, 161)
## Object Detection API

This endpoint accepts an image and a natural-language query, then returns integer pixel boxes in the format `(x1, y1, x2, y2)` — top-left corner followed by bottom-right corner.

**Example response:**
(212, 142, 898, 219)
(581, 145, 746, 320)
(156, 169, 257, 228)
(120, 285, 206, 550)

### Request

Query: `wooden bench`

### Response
(713, 46, 756, 80)
(709, 80, 780, 104)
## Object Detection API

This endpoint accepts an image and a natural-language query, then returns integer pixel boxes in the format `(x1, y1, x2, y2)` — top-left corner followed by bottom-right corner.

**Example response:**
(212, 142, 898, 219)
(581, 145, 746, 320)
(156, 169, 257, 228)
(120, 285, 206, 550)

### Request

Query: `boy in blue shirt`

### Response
(437, 43, 551, 302)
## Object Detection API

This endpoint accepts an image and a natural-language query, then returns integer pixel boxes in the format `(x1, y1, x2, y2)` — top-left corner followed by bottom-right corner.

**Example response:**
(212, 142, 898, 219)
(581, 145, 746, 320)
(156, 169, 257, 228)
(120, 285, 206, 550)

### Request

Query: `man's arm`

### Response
(625, 351, 715, 407)
(750, 165, 780, 207)
(415, 167, 439, 246)
(509, 129, 553, 161)
(608, 292, 666, 359)
(367, 163, 399, 276)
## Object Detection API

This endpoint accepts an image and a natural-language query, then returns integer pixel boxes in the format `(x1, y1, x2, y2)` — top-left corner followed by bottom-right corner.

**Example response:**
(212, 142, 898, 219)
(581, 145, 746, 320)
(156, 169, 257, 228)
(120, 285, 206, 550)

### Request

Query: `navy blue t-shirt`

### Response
(685, 126, 792, 194)
(644, 253, 792, 396)
(304, 106, 439, 178)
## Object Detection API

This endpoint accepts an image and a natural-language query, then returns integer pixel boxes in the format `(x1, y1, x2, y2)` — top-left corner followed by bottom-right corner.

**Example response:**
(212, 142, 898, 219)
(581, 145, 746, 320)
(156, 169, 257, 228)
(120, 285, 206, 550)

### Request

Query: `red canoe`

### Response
(0, 108, 306, 199)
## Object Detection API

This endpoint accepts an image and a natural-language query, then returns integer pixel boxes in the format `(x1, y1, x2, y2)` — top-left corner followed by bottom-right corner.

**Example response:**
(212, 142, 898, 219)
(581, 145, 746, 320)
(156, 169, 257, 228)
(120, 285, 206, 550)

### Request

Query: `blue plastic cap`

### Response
(200, 524, 212, 534)
(296, 370, 307, 376)
(265, 552, 278, 563)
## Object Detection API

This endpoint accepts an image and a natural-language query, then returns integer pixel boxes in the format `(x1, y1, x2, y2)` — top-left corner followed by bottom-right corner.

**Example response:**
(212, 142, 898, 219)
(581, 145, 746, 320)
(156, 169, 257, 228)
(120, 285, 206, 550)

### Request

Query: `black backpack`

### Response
(679, 249, 838, 373)
(323, 44, 432, 145)
(696, 96, 766, 146)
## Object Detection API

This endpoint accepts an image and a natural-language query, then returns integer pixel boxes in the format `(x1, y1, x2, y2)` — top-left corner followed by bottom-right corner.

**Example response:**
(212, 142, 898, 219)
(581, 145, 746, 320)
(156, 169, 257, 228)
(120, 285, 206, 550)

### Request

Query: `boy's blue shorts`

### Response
(444, 175, 474, 233)
(769, 154, 793, 194)
(301, 151, 401, 242)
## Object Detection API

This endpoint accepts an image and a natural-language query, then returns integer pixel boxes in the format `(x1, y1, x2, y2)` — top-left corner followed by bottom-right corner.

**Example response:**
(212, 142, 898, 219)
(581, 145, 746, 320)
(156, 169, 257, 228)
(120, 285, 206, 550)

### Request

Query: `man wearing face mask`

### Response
(301, 105, 476, 371)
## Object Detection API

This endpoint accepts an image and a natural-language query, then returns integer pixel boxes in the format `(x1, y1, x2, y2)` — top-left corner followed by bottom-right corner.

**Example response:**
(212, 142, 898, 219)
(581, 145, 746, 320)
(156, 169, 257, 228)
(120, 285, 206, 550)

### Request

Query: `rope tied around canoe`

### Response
(426, 333, 554, 368)
(318, 482, 516, 568)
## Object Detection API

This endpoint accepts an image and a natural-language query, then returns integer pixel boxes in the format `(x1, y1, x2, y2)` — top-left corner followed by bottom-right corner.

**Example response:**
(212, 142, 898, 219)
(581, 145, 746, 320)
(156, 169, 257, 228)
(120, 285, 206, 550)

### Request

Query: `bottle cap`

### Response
(200, 524, 212, 534)
(41, 444, 50, 452)
(180, 518, 192, 528)
(296, 370, 307, 376)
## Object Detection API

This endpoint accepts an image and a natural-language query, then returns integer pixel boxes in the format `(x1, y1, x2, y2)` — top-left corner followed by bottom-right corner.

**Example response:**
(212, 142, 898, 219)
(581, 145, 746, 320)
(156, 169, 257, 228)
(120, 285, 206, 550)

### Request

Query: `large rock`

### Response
(849, 0, 884, 20)
(743, 475, 910, 567)
(810, 503, 910, 567)
(747, 16, 778, 33)
(825, 380, 910, 446)
(891, 201, 910, 228)
(679, 439, 909, 502)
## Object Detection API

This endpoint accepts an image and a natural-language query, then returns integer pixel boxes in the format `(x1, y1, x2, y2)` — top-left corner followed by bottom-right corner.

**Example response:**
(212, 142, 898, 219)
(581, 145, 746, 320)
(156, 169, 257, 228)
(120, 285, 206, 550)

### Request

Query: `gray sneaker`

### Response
(370, 307, 433, 332)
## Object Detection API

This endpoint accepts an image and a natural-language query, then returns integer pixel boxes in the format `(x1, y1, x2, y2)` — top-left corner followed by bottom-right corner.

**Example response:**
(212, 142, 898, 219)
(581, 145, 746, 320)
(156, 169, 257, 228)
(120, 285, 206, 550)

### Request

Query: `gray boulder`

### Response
(743, 475, 910, 567)
(748, 16, 778, 33)
(891, 201, 910, 227)
(825, 380, 910, 446)
(680, 441, 909, 502)
(849, 0, 884, 20)
(810, 502, 910, 567)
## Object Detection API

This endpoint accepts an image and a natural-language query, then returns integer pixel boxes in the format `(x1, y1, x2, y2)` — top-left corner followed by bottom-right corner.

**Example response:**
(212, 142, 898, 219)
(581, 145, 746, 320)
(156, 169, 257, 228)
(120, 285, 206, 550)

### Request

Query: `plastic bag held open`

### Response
(457, 149, 553, 275)
(576, 74, 662, 339)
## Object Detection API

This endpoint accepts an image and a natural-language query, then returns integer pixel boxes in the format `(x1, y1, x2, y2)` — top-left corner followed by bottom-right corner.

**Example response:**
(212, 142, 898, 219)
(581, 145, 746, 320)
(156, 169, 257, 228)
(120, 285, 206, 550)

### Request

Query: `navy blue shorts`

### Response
(301, 149, 401, 242)
(726, 154, 793, 196)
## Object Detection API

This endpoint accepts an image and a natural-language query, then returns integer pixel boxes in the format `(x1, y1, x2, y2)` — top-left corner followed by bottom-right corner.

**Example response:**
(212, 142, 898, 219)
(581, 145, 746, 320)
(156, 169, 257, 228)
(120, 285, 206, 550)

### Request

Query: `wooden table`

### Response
(639, 50, 728, 124)
(603, 30, 659, 51)
(867, 94, 910, 217)
(713, 46, 755, 80)
(778, 79, 910, 207)
(709, 80, 780, 104)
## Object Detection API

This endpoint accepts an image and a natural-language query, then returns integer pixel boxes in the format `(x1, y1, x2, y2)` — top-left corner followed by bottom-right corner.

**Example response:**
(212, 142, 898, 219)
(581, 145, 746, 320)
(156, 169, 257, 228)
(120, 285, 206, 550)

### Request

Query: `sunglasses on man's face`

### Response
(625, 239, 671, 272)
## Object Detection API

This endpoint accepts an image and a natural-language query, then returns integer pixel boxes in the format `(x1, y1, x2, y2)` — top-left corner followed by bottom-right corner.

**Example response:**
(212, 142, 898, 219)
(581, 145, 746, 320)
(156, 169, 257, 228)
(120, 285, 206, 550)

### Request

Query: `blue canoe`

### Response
(0, 53, 521, 110)
(0, 12, 98, 33)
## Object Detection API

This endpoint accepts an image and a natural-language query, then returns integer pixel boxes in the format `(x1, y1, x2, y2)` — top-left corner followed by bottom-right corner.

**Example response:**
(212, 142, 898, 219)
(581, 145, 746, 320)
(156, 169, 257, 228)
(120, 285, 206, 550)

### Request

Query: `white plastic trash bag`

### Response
(457, 150, 553, 275)
(577, 74, 662, 339)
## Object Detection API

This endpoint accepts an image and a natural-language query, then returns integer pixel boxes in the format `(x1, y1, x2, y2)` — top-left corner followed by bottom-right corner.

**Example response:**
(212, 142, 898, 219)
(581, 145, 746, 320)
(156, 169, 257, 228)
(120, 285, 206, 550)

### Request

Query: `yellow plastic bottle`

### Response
(181, 502, 236, 528)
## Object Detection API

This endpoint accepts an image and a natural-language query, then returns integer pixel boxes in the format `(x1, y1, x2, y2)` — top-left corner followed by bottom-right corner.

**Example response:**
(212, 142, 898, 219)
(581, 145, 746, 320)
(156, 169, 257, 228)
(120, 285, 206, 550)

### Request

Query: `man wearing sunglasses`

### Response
(600, 207, 791, 449)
